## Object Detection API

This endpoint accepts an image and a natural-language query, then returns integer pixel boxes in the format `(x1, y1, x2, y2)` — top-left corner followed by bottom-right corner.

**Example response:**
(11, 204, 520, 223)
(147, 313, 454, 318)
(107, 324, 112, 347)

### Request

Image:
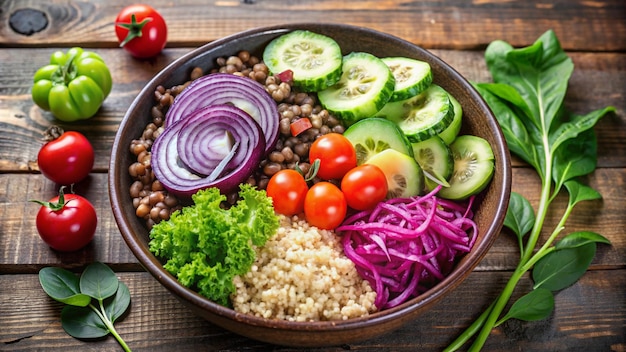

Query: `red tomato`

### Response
(37, 130, 94, 185)
(34, 189, 97, 252)
(115, 4, 167, 58)
(341, 164, 388, 210)
(304, 182, 347, 230)
(266, 169, 309, 216)
(309, 133, 357, 180)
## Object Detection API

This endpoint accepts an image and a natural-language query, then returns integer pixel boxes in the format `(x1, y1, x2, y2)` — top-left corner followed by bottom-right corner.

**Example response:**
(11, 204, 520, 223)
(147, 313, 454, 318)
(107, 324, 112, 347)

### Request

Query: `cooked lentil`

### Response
(128, 50, 346, 229)
(231, 215, 377, 321)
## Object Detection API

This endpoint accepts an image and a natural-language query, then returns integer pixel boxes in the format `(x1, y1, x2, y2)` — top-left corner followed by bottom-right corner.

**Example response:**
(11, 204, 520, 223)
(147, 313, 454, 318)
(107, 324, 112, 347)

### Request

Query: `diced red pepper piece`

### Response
(290, 117, 313, 136)
(277, 69, 294, 84)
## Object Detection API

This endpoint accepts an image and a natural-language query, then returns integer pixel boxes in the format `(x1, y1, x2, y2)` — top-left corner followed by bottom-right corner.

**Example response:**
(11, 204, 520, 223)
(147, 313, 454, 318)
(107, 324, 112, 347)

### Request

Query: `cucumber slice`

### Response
(263, 30, 343, 92)
(343, 117, 413, 165)
(438, 92, 462, 145)
(438, 135, 495, 200)
(318, 52, 395, 125)
(365, 148, 424, 199)
(412, 135, 454, 190)
(382, 57, 433, 102)
(375, 84, 454, 143)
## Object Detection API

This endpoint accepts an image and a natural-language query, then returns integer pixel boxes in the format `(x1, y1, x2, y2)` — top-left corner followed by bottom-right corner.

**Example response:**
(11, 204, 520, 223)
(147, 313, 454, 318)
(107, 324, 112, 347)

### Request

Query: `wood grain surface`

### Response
(1, 0, 625, 351)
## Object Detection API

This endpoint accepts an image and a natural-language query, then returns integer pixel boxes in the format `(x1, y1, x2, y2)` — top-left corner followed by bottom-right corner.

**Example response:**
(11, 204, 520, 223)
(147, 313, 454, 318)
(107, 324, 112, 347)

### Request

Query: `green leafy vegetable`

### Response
(39, 262, 131, 351)
(149, 184, 279, 306)
(555, 230, 611, 250)
(445, 29, 614, 351)
(503, 192, 535, 248)
(532, 243, 596, 291)
(497, 288, 554, 324)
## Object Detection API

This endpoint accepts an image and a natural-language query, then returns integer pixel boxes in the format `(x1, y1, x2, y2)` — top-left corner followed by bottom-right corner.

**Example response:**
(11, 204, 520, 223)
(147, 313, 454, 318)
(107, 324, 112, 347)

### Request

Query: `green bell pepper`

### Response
(32, 47, 112, 122)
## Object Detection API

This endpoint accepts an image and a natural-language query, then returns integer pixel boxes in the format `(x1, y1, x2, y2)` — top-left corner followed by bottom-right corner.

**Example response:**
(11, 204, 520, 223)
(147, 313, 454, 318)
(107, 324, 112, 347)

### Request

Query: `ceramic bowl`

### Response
(109, 23, 511, 347)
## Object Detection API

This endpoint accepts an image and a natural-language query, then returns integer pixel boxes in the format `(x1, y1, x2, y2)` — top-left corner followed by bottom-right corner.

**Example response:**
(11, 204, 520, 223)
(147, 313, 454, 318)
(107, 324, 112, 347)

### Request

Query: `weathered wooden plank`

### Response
(0, 48, 624, 173)
(1, 0, 625, 51)
(1, 167, 623, 271)
(1, 270, 623, 351)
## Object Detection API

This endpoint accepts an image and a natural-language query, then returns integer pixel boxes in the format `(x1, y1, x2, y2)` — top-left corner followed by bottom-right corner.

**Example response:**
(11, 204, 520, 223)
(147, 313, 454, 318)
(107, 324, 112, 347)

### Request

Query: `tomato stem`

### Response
(30, 186, 70, 211)
(116, 14, 152, 47)
(297, 159, 320, 182)
(42, 125, 64, 142)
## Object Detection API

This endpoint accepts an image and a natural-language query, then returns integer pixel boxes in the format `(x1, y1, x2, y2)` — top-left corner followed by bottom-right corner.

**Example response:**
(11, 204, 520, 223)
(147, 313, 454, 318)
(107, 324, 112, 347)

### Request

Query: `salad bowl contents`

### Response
(109, 23, 511, 347)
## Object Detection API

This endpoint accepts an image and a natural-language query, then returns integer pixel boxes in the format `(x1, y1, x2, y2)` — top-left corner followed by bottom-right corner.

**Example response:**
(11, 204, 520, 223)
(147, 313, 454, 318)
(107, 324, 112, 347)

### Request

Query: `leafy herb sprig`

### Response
(445, 30, 615, 351)
(39, 262, 132, 352)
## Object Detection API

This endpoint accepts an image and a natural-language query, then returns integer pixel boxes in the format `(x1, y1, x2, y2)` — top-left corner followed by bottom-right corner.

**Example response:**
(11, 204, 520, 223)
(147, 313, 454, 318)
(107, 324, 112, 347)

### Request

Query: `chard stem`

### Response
(467, 266, 527, 351)
(468, 143, 555, 351)
(89, 301, 132, 352)
(521, 134, 554, 265)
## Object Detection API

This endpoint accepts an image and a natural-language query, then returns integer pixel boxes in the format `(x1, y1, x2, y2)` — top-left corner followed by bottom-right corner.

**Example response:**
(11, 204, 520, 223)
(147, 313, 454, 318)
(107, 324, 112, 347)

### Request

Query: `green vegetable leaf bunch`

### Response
(39, 262, 132, 352)
(149, 183, 280, 306)
(446, 30, 615, 351)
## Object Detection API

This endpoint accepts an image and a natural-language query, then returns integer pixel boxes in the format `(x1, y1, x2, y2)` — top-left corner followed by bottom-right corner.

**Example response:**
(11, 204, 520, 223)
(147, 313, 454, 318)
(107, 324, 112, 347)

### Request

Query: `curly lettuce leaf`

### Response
(149, 185, 279, 306)
(231, 183, 280, 246)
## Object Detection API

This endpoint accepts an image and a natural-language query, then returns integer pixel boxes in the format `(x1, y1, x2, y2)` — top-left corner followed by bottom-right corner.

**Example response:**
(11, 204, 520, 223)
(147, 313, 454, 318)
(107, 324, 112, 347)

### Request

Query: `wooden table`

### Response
(1, 1, 624, 351)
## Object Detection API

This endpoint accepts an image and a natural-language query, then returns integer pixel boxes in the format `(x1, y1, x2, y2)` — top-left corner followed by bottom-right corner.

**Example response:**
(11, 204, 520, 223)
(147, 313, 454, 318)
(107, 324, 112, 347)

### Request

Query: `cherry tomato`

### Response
(37, 128, 94, 185)
(115, 4, 167, 58)
(309, 133, 357, 180)
(341, 164, 388, 210)
(266, 169, 309, 216)
(34, 188, 97, 252)
(304, 182, 347, 230)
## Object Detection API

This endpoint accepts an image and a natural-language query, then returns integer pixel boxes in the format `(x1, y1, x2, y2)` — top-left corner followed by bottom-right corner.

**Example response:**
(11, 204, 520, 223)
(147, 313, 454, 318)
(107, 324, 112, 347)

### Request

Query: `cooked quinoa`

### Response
(231, 215, 377, 322)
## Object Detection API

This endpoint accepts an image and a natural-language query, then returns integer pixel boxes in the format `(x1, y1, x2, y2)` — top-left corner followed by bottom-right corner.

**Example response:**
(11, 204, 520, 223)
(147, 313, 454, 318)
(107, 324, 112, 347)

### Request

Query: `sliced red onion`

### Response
(152, 104, 265, 197)
(166, 73, 279, 154)
(177, 108, 250, 177)
(177, 128, 235, 175)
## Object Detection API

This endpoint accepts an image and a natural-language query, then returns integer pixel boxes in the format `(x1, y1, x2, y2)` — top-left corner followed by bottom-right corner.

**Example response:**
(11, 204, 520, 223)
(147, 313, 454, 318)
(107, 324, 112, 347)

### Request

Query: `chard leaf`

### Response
(533, 243, 596, 291)
(556, 231, 611, 250)
(105, 281, 131, 323)
(500, 288, 554, 323)
(474, 82, 534, 122)
(504, 192, 535, 242)
(552, 130, 597, 192)
(80, 262, 119, 301)
(473, 83, 540, 172)
(565, 180, 602, 208)
(485, 30, 573, 133)
(549, 106, 614, 153)
(61, 305, 109, 339)
(39, 267, 91, 307)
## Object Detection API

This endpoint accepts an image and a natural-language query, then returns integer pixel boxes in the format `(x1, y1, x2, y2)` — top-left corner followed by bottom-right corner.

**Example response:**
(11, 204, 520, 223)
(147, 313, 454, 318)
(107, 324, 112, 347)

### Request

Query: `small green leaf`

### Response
(39, 267, 91, 307)
(504, 192, 535, 242)
(552, 130, 597, 192)
(565, 180, 602, 208)
(474, 82, 534, 124)
(500, 288, 554, 323)
(105, 281, 131, 323)
(80, 262, 119, 301)
(473, 83, 540, 172)
(533, 243, 596, 291)
(549, 106, 615, 155)
(556, 231, 611, 250)
(61, 305, 109, 339)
